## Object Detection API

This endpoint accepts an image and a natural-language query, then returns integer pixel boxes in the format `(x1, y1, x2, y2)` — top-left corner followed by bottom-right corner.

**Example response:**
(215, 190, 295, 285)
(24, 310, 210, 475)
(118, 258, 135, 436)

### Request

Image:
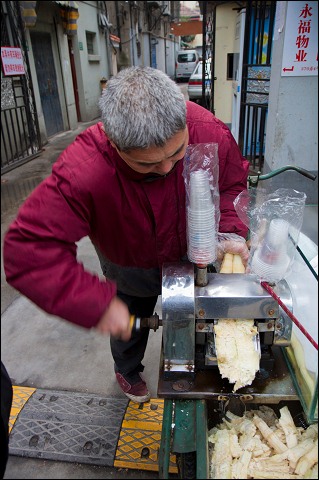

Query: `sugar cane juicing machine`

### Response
(135, 164, 318, 479)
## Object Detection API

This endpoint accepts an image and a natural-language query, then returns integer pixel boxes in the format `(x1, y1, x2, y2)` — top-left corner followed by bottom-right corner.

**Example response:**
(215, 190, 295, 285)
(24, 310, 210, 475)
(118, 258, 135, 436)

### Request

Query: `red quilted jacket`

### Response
(4, 102, 249, 328)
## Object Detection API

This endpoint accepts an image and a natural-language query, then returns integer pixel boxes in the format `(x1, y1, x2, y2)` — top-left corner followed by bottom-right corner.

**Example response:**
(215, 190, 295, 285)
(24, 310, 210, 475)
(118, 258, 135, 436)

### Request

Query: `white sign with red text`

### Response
(282, 1, 318, 76)
(1, 46, 25, 76)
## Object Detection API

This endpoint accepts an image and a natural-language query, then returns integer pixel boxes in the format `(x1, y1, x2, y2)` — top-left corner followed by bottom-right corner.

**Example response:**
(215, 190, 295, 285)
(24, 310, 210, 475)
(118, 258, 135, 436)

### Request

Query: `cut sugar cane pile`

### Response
(208, 405, 318, 479)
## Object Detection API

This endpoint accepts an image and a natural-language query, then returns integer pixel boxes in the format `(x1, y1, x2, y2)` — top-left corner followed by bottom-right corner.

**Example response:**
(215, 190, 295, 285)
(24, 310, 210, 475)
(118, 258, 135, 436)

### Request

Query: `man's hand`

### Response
(95, 296, 131, 341)
(217, 238, 250, 266)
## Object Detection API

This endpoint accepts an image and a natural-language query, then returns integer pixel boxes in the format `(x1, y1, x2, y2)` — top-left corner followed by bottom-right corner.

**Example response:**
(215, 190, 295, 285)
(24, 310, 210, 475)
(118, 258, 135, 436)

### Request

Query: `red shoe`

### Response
(115, 372, 151, 403)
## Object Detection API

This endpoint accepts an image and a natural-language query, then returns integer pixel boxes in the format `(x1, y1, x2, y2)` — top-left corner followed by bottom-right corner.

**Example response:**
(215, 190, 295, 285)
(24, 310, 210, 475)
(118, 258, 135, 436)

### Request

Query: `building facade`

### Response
(2, 0, 317, 206)
(1, 0, 180, 173)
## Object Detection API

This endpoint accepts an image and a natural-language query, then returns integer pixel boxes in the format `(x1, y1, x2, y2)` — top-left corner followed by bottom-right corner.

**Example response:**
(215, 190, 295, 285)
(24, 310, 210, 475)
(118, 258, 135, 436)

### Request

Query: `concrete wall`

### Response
(166, 36, 179, 78)
(264, 2, 318, 204)
(152, 34, 178, 77)
(25, 1, 183, 140)
(75, 1, 110, 121)
(214, 4, 237, 125)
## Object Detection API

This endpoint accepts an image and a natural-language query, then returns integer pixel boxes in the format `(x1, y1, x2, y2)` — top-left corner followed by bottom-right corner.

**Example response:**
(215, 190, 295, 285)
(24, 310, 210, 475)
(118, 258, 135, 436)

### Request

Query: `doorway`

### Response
(30, 31, 64, 137)
(239, 1, 276, 172)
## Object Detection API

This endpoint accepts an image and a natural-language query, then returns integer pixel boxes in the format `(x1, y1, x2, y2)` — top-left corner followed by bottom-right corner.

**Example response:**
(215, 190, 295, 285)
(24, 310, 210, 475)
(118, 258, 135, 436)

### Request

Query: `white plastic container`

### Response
(187, 170, 216, 265)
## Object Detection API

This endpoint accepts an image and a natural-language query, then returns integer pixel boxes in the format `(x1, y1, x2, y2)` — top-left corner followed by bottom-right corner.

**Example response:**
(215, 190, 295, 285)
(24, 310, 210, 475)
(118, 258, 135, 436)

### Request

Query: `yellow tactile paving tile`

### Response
(114, 398, 177, 473)
(9, 386, 36, 433)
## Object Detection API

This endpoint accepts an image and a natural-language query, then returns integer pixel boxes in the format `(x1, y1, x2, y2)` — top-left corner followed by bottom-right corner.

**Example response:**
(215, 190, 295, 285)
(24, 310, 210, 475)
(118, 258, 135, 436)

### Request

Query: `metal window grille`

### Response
(1, 1, 42, 174)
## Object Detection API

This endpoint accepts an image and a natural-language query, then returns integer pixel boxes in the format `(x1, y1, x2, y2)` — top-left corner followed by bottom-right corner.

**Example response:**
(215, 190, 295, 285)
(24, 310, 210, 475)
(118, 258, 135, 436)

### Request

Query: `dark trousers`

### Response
(110, 293, 158, 376)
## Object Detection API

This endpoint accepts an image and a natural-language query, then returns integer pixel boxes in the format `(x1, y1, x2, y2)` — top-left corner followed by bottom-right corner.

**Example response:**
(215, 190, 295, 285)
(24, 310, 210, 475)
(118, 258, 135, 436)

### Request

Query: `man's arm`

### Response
(3, 170, 117, 330)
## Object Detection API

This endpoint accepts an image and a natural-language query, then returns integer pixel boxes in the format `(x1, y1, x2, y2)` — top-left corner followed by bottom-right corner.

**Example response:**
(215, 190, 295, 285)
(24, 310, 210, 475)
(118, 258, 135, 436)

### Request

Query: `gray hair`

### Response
(98, 66, 186, 151)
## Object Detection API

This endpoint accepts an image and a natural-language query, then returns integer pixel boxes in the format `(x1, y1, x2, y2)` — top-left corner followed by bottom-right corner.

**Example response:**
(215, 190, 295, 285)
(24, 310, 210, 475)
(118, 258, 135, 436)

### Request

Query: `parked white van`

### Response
(175, 49, 200, 82)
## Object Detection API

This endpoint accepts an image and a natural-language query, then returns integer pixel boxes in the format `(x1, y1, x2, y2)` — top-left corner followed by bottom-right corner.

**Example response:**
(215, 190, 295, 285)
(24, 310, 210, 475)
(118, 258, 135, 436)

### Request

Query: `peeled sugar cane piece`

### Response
(247, 469, 302, 479)
(232, 450, 252, 479)
(232, 254, 246, 273)
(305, 462, 318, 479)
(224, 411, 243, 425)
(229, 430, 242, 458)
(210, 429, 233, 479)
(239, 418, 257, 437)
(295, 439, 318, 475)
(272, 426, 287, 444)
(238, 433, 272, 458)
(302, 423, 318, 440)
(264, 437, 314, 467)
(253, 415, 288, 453)
(250, 437, 272, 458)
(220, 253, 246, 273)
(220, 252, 234, 273)
(248, 458, 291, 474)
(288, 438, 315, 470)
(278, 406, 299, 448)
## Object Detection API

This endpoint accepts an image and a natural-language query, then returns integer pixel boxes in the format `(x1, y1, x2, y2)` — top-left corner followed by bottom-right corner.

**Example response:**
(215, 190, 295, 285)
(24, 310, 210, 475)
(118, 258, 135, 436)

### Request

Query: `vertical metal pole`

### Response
(196, 400, 209, 479)
(172, 400, 196, 453)
(211, 5, 216, 114)
(195, 265, 208, 287)
(201, 0, 207, 102)
(158, 399, 173, 479)
(115, 0, 122, 52)
(13, 1, 42, 149)
(129, 2, 135, 66)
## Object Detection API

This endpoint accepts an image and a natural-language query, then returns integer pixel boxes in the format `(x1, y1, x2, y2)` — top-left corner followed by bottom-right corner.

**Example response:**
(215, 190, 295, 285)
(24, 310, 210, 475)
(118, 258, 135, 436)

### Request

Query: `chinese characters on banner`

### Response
(1, 47, 26, 76)
(282, 1, 318, 76)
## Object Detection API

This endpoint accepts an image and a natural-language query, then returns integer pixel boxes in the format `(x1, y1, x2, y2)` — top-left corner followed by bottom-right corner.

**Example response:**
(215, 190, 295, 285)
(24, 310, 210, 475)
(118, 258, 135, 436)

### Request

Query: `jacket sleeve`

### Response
(187, 104, 250, 239)
(3, 161, 116, 329)
(217, 126, 250, 238)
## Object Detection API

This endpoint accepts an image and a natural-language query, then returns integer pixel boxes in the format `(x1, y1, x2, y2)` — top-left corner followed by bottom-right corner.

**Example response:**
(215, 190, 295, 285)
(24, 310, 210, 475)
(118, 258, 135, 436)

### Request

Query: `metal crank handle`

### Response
(129, 313, 162, 333)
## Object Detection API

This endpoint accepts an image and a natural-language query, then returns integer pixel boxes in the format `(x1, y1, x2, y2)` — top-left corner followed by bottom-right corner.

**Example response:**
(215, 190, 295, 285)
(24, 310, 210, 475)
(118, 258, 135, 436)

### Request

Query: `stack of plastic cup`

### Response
(251, 218, 291, 282)
(187, 170, 216, 265)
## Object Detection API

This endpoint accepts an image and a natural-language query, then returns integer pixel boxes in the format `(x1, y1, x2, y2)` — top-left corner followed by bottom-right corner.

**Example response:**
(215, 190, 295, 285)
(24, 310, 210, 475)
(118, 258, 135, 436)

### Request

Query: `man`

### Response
(3, 66, 249, 403)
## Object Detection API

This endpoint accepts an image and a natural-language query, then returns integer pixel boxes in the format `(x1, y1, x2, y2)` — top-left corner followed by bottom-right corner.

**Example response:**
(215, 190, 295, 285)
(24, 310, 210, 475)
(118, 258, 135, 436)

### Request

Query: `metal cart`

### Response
(153, 166, 317, 479)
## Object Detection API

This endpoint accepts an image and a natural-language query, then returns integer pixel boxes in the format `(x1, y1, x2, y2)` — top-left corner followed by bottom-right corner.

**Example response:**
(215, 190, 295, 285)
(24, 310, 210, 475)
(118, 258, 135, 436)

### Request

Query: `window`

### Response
(178, 53, 196, 63)
(86, 31, 96, 55)
(85, 31, 100, 62)
(227, 53, 234, 80)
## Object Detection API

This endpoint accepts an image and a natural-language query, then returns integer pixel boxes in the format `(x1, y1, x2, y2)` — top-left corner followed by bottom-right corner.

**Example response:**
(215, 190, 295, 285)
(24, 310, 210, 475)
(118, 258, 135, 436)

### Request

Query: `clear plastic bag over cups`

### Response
(183, 143, 220, 266)
(234, 188, 307, 283)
